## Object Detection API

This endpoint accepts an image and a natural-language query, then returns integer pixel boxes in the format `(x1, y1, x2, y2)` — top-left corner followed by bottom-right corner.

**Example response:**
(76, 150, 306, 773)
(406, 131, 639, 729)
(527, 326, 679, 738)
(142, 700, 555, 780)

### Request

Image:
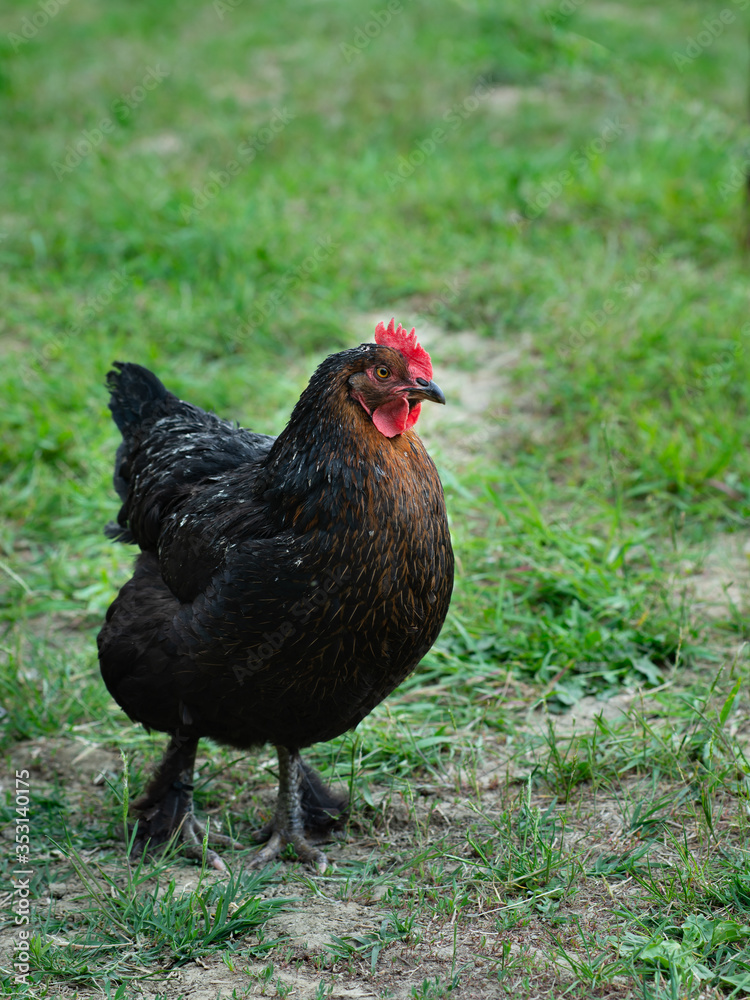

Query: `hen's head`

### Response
(348, 319, 445, 438)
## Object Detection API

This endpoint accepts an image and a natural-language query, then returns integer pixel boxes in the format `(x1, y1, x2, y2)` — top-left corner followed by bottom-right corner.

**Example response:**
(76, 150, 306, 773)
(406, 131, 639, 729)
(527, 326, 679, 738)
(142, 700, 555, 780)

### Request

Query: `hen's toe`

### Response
(249, 829, 330, 872)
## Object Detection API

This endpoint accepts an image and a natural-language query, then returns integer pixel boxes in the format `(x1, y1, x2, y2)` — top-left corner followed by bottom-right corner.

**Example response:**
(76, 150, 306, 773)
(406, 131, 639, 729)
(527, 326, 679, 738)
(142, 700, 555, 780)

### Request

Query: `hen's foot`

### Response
(250, 747, 344, 872)
(130, 735, 240, 871)
(133, 790, 241, 872)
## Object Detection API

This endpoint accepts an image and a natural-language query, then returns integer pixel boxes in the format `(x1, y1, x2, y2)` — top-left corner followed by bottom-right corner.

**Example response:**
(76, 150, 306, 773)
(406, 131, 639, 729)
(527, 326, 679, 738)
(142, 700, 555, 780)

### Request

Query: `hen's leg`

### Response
(132, 735, 240, 871)
(250, 747, 344, 871)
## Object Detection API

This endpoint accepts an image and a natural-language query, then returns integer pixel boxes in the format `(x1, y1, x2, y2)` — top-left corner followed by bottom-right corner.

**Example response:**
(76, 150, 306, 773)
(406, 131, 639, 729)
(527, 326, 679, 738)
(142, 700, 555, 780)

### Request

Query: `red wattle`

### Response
(372, 397, 411, 437)
(406, 402, 421, 429)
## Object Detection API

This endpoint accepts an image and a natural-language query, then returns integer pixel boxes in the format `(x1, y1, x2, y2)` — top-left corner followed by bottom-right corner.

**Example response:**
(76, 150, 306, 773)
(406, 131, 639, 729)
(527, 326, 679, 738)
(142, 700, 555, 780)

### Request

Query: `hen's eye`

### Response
(375, 366, 390, 380)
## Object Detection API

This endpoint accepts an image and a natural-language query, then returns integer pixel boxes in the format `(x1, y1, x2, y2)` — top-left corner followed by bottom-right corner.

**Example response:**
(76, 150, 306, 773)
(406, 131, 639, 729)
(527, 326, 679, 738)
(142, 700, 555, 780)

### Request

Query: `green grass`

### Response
(2, 0, 750, 996)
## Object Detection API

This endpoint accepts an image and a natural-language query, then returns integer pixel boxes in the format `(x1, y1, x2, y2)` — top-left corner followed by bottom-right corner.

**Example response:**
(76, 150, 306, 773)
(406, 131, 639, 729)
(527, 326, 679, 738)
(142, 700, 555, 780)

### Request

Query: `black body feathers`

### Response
(98, 349, 453, 758)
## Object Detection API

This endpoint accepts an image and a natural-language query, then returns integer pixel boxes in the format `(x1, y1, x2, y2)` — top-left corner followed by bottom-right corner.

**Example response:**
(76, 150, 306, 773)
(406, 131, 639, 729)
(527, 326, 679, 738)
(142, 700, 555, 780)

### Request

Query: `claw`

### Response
(176, 814, 241, 870)
(132, 809, 241, 870)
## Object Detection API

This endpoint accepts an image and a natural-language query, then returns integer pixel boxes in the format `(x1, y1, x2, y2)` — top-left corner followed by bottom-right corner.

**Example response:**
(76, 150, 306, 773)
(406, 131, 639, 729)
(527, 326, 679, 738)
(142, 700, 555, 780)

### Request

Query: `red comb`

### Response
(374, 318, 433, 381)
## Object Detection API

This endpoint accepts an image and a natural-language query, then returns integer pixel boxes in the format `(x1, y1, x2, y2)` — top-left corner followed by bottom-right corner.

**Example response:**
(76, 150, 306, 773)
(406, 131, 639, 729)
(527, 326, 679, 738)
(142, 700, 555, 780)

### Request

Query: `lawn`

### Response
(2, 0, 750, 997)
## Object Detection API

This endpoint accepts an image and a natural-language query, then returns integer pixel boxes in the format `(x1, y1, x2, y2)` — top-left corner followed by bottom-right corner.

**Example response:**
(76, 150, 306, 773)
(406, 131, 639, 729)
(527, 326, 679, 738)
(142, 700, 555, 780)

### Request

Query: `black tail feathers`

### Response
(299, 759, 348, 835)
(104, 520, 135, 544)
(106, 362, 170, 436)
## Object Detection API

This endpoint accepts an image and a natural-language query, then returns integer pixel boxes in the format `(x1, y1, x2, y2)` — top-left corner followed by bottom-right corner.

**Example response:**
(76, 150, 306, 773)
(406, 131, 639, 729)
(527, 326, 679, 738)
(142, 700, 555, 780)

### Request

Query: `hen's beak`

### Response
(408, 378, 446, 405)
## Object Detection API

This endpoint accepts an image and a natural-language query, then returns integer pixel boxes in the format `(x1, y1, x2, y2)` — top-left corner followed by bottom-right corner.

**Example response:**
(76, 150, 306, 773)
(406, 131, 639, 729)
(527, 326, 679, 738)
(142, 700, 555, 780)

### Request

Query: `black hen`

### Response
(98, 320, 453, 869)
